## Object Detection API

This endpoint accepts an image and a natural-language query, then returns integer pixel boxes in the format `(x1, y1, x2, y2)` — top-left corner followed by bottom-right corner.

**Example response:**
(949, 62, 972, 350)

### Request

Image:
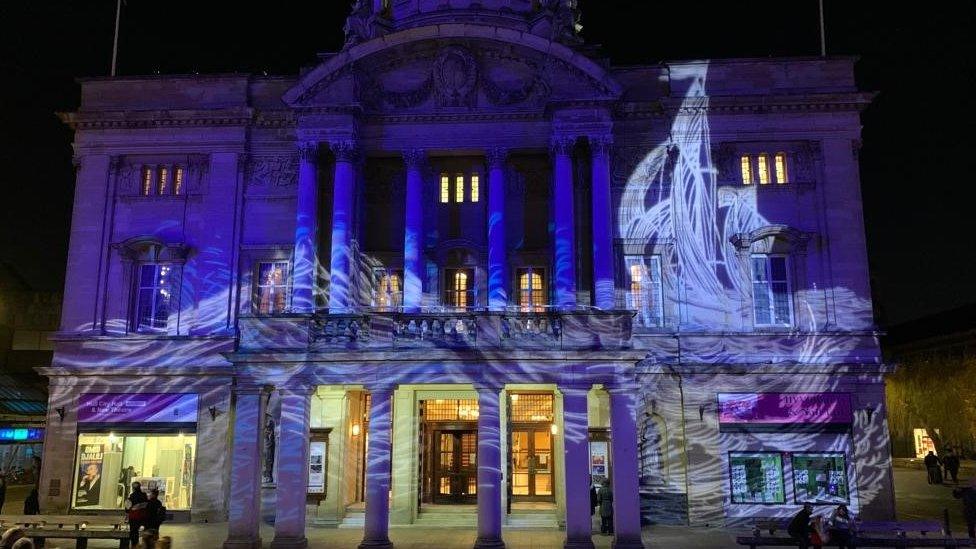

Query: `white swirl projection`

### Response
(626, 63, 893, 524)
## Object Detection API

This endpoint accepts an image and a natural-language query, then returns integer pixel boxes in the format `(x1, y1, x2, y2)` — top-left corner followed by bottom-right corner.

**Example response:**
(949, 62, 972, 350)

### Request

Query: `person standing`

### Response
(124, 481, 149, 546)
(788, 504, 815, 549)
(144, 488, 166, 541)
(924, 451, 943, 485)
(589, 483, 599, 531)
(953, 479, 976, 539)
(944, 448, 962, 485)
(23, 488, 39, 515)
(598, 478, 614, 535)
(828, 504, 854, 549)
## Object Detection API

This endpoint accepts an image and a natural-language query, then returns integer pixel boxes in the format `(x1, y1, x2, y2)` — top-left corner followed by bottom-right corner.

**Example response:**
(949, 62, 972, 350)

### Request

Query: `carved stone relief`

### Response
(246, 155, 299, 188)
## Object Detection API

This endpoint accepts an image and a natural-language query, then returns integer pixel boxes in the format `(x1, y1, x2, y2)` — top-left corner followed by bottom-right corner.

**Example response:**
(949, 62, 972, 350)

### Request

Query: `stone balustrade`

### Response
(236, 310, 634, 352)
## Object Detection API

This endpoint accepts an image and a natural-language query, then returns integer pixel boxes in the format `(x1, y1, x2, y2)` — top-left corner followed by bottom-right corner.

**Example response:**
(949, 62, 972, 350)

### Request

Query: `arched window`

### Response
(517, 268, 546, 311)
(115, 237, 189, 334)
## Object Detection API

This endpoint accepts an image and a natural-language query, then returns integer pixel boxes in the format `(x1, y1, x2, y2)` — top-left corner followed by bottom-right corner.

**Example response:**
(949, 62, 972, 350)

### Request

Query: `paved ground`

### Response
(0, 464, 970, 548)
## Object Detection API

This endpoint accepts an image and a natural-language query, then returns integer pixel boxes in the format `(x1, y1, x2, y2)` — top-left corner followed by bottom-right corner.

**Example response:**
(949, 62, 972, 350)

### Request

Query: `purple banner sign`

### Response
(718, 393, 852, 424)
(78, 393, 199, 424)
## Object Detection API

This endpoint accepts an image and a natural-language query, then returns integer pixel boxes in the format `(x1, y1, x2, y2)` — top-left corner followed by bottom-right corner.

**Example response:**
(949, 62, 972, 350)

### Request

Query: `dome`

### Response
(343, 0, 582, 48)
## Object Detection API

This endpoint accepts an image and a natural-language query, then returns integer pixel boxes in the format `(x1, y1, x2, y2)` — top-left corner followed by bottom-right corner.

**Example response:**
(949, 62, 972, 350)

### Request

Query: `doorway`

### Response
(432, 429, 478, 504)
(510, 426, 554, 501)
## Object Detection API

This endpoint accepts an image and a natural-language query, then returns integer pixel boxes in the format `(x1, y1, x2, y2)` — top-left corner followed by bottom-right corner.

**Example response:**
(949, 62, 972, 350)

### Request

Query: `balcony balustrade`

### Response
(237, 309, 633, 352)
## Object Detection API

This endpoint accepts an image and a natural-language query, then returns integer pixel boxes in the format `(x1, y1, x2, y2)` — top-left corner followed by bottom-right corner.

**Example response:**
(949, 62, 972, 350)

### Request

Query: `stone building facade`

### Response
(40, 1, 895, 547)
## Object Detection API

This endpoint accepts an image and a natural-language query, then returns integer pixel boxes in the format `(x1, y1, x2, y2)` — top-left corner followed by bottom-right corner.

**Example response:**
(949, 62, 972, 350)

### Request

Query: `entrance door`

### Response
(433, 430, 478, 504)
(510, 427, 554, 501)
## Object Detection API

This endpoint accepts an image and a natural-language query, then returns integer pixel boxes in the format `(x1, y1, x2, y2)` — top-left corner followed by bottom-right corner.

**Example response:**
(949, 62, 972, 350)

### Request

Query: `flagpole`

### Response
(819, 0, 827, 57)
(111, 0, 122, 76)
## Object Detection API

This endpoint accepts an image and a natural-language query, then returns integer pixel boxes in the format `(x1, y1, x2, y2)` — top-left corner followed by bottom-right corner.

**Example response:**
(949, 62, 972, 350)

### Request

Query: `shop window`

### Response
(516, 268, 547, 311)
(135, 263, 174, 332)
(626, 256, 664, 327)
(792, 453, 849, 504)
(444, 268, 474, 308)
(74, 432, 197, 510)
(255, 261, 289, 315)
(728, 452, 785, 504)
(751, 254, 793, 327)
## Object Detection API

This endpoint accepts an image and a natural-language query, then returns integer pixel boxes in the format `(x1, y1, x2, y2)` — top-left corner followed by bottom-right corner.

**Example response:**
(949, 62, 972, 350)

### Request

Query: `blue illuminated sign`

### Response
(0, 427, 44, 442)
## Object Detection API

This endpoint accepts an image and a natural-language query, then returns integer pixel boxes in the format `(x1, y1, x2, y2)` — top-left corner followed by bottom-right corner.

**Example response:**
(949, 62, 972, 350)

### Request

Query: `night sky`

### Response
(1, 1, 973, 326)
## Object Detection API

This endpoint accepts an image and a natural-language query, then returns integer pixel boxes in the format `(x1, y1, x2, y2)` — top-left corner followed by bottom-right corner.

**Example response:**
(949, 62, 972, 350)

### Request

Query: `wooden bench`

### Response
(736, 517, 974, 548)
(0, 514, 131, 549)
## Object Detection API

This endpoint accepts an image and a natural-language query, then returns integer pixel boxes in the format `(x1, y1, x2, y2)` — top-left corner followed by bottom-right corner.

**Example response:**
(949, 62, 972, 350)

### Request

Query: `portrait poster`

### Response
(75, 443, 105, 507)
(590, 441, 609, 482)
(308, 441, 327, 495)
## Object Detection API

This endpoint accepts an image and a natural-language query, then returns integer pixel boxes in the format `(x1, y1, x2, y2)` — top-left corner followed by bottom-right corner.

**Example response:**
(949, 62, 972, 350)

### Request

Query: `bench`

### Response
(0, 514, 131, 549)
(736, 517, 974, 548)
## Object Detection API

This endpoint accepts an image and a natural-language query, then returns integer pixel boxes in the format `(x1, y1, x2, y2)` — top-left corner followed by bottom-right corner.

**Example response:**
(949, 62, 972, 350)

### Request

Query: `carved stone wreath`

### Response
(433, 46, 478, 108)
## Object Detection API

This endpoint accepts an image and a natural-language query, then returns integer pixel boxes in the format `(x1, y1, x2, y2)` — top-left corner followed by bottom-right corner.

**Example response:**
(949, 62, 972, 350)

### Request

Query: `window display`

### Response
(792, 453, 849, 504)
(73, 433, 196, 510)
(729, 453, 785, 504)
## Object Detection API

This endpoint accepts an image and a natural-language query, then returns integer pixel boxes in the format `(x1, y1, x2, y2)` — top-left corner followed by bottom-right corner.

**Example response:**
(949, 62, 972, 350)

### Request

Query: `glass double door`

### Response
(510, 427, 554, 501)
(433, 430, 478, 504)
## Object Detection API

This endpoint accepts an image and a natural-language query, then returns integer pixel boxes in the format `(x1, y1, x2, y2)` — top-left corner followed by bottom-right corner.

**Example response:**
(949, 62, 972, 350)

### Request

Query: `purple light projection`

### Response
(718, 393, 853, 425)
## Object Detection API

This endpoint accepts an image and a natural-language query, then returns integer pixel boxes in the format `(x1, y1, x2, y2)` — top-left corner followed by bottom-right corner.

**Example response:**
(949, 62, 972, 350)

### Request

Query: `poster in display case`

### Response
(792, 453, 849, 504)
(728, 453, 785, 504)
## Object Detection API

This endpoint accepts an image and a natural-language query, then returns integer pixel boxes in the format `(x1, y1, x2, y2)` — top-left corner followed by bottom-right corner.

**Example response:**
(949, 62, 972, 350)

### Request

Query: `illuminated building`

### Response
(41, 1, 894, 547)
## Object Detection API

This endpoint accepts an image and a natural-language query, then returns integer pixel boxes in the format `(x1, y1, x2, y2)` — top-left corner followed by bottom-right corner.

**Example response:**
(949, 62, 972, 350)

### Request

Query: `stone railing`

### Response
(237, 310, 633, 352)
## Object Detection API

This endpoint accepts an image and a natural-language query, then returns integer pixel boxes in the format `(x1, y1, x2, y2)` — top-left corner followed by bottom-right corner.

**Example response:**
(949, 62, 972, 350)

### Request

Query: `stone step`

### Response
(338, 511, 365, 529)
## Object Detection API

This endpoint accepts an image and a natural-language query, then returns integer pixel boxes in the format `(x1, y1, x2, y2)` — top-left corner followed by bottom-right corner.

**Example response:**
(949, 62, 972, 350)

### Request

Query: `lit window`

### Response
(455, 174, 465, 204)
(445, 269, 473, 308)
(142, 167, 153, 196)
(740, 156, 753, 185)
(757, 154, 771, 185)
(136, 263, 173, 332)
(751, 254, 793, 326)
(441, 174, 450, 204)
(774, 153, 788, 184)
(517, 268, 546, 311)
(470, 174, 480, 202)
(158, 166, 169, 195)
(174, 166, 185, 195)
(374, 269, 403, 309)
(255, 261, 289, 315)
(626, 256, 663, 327)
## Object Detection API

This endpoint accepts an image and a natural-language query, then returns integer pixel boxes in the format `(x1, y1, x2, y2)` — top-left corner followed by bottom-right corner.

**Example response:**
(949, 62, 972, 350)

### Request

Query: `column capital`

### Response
(365, 384, 396, 397)
(298, 142, 320, 163)
(557, 383, 592, 397)
(486, 147, 508, 169)
(330, 140, 360, 162)
(402, 149, 427, 169)
(589, 135, 614, 158)
(603, 383, 639, 396)
(473, 382, 505, 394)
(549, 135, 577, 157)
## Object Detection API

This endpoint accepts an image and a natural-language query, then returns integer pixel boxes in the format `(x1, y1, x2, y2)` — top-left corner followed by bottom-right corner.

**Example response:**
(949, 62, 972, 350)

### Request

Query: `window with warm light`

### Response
(439, 172, 480, 204)
(517, 268, 546, 311)
(470, 173, 480, 202)
(373, 268, 403, 309)
(455, 174, 465, 203)
(740, 156, 753, 185)
(757, 154, 771, 185)
(173, 166, 185, 195)
(774, 153, 788, 184)
(440, 175, 450, 203)
(740, 153, 790, 186)
(142, 167, 153, 196)
(444, 269, 474, 308)
(626, 256, 664, 327)
(158, 166, 169, 195)
(255, 261, 289, 315)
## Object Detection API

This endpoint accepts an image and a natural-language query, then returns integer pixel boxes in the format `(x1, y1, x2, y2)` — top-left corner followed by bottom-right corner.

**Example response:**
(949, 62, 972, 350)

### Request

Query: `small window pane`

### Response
(158, 166, 169, 195)
(774, 153, 788, 184)
(142, 167, 153, 196)
(757, 154, 770, 185)
(470, 173, 480, 202)
(174, 166, 185, 195)
(256, 261, 289, 315)
(740, 156, 752, 185)
(440, 175, 450, 204)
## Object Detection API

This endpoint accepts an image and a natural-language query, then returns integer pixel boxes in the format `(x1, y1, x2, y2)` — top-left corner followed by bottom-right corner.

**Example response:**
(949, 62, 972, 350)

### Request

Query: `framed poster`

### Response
(75, 443, 105, 507)
(308, 428, 330, 501)
(590, 441, 609, 483)
(728, 452, 785, 504)
(792, 453, 849, 504)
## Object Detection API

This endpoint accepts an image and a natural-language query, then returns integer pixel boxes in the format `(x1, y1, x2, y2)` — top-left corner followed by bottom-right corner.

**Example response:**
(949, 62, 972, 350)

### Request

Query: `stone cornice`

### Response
(58, 108, 256, 131)
(659, 92, 876, 116)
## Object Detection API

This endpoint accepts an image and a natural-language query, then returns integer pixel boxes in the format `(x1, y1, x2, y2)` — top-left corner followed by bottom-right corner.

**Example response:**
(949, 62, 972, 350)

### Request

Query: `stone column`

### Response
(224, 387, 266, 549)
(271, 386, 313, 548)
(359, 387, 394, 549)
(329, 140, 359, 311)
(607, 386, 645, 549)
(590, 136, 614, 310)
(292, 143, 320, 313)
(551, 137, 577, 308)
(474, 386, 505, 548)
(559, 385, 595, 549)
(403, 150, 425, 312)
(487, 148, 509, 310)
